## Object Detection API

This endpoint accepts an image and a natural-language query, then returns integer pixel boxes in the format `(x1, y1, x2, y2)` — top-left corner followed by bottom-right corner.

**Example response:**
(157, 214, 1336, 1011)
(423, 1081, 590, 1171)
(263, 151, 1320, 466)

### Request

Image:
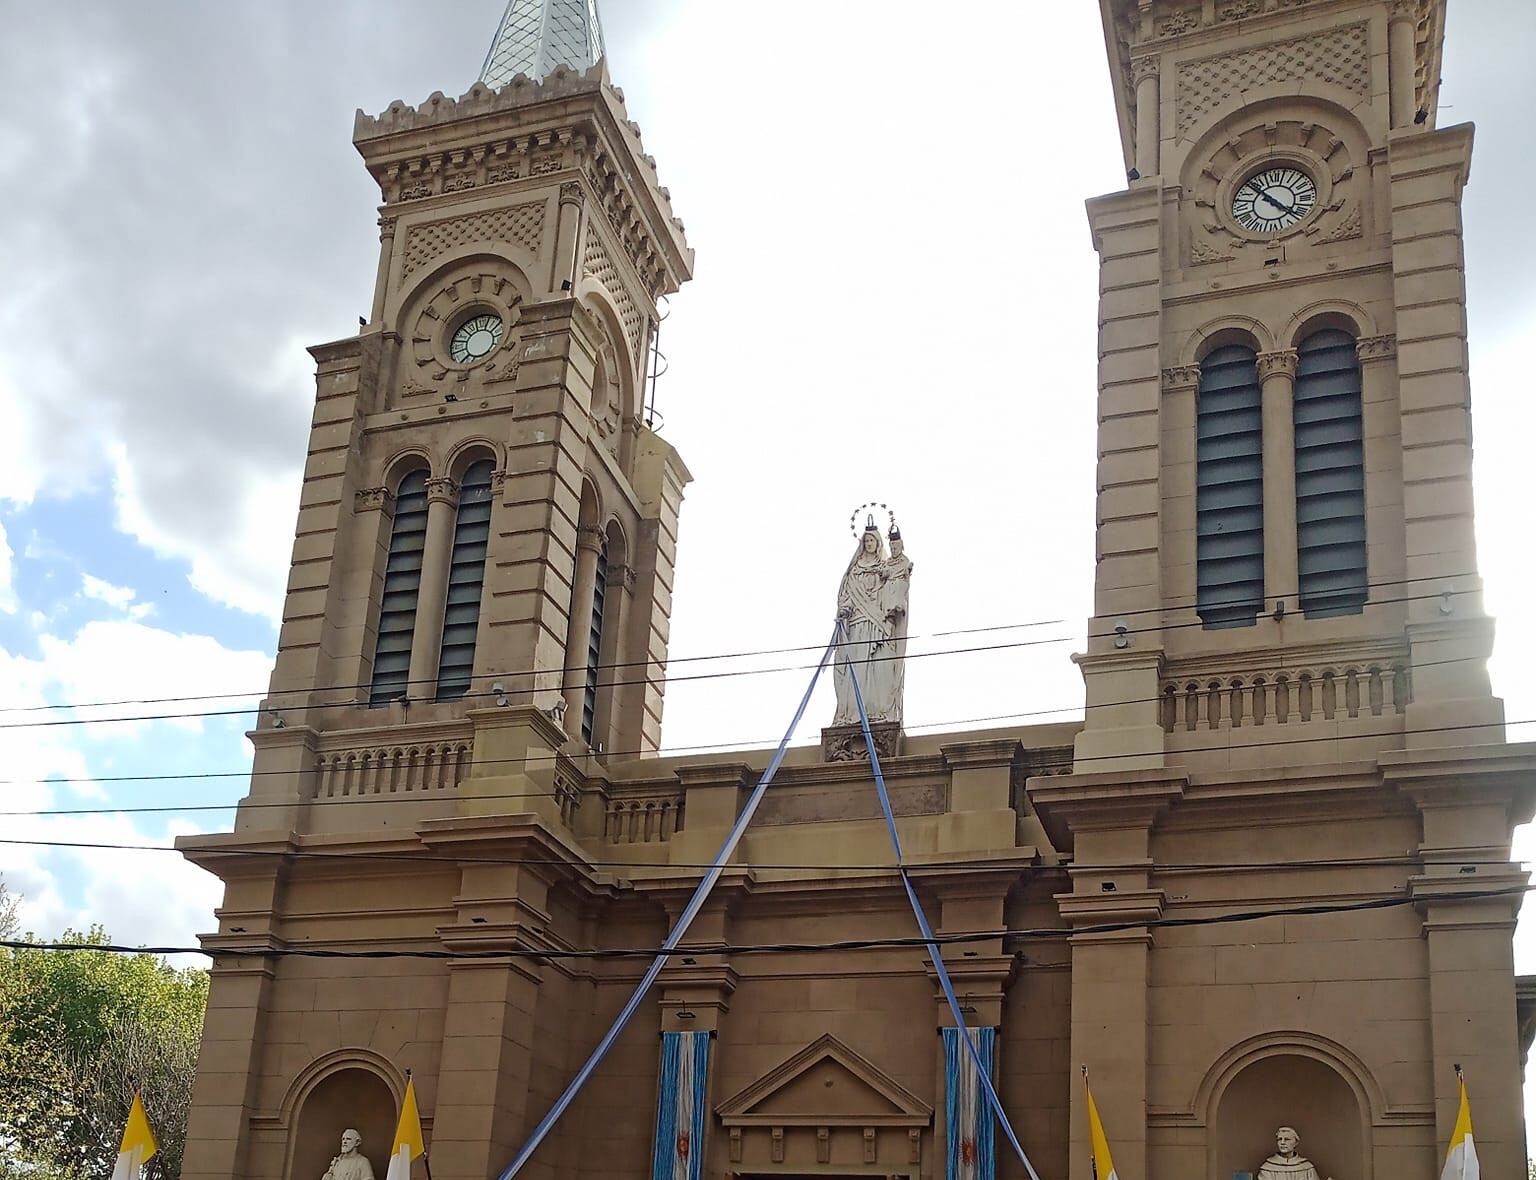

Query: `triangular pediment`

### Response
(715, 1034, 932, 1128)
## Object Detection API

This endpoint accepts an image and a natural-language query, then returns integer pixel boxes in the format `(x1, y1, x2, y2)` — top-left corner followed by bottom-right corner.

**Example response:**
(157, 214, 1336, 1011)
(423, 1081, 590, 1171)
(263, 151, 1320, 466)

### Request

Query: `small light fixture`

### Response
(681, 956, 697, 966)
(267, 709, 285, 729)
(444, 392, 458, 403)
(1127, 167, 1141, 181)
(1113, 620, 1130, 649)
(1459, 865, 1477, 875)
(1440, 591, 1455, 616)
(1414, 107, 1428, 125)
(229, 926, 247, 933)
(471, 916, 487, 924)
(492, 682, 508, 707)
(560, 278, 574, 291)
(1101, 881, 1118, 893)
(549, 698, 568, 726)
(676, 1008, 696, 1021)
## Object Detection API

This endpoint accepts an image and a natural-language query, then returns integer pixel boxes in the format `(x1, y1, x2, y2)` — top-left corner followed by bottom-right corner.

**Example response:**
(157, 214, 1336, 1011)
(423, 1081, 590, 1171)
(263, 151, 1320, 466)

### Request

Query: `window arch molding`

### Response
(444, 438, 503, 485)
(386, 246, 535, 327)
(1283, 300, 1377, 350)
(274, 1048, 407, 1180)
(1181, 316, 1275, 367)
(380, 446, 437, 489)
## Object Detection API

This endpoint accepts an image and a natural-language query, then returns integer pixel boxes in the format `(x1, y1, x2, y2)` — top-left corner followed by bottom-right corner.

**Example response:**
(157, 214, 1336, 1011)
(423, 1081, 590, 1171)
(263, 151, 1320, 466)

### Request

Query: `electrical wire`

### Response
(0, 571, 1479, 725)
(3, 884, 1527, 962)
(0, 663, 1511, 811)
(5, 835, 1528, 875)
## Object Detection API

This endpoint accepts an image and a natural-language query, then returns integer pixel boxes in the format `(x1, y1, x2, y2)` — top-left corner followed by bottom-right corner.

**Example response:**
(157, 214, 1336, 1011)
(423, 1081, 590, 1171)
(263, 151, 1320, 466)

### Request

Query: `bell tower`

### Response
(255, 0, 693, 774)
(1073, 0, 1501, 772)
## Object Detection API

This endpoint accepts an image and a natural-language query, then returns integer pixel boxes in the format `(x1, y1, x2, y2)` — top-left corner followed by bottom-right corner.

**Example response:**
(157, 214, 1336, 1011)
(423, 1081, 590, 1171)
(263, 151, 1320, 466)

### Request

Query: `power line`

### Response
(3, 884, 1527, 962)
(0, 664, 1509, 811)
(0, 573, 1478, 727)
(1, 835, 1527, 877)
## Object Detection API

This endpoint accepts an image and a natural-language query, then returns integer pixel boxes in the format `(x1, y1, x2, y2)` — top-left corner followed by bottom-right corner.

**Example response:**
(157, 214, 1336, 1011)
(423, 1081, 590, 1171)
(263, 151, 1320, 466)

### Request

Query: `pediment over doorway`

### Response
(716, 1034, 932, 1128)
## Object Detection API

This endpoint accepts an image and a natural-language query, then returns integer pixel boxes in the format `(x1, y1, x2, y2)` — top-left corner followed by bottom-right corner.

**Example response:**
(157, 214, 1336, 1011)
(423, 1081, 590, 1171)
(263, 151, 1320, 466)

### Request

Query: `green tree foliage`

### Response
(0, 878, 208, 1180)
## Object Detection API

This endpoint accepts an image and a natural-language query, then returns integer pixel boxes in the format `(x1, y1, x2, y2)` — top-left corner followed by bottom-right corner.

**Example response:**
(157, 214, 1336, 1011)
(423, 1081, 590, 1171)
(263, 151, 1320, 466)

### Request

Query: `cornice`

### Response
(1028, 769, 1187, 850)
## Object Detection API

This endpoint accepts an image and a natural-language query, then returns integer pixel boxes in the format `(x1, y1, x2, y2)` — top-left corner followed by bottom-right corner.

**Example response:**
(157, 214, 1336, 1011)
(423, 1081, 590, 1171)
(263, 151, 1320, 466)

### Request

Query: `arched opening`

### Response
(370, 467, 429, 705)
(1215, 1054, 1363, 1180)
(435, 457, 495, 700)
(1294, 328, 1367, 617)
(1196, 342, 1265, 628)
(289, 1067, 395, 1180)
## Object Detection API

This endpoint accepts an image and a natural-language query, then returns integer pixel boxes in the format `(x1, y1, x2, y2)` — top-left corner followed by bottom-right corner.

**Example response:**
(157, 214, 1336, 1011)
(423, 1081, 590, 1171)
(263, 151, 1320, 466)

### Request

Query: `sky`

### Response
(1, 0, 1534, 1135)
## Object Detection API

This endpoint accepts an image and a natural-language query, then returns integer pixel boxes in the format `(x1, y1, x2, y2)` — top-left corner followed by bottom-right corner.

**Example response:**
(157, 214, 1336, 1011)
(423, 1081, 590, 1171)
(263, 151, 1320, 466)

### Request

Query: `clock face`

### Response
(1231, 166, 1317, 234)
(449, 313, 504, 364)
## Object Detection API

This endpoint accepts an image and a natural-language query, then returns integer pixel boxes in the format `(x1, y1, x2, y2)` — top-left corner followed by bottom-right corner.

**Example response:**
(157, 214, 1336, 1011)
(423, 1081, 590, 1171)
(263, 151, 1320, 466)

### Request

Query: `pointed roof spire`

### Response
(479, 0, 605, 88)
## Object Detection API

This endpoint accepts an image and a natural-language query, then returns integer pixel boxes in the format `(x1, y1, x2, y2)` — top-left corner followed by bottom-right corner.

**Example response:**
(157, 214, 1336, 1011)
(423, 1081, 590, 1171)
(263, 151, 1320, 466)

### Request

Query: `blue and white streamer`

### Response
(943, 1026, 996, 1180)
(839, 619, 1042, 1180)
(651, 1031, 711, 1180)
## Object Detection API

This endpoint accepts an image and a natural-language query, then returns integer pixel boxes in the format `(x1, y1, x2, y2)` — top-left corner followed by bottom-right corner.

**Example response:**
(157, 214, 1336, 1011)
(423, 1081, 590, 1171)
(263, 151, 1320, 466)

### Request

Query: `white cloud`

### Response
(79, 572, 137, 611)
(34, 618, 272, 737)
(0, 520, 14, 615)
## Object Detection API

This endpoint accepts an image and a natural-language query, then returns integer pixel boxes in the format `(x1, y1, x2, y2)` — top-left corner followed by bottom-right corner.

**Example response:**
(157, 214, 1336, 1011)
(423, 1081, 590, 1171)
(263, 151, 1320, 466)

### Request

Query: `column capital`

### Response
(558, 179, 585, 207)
(355, 486, 393, 513)
(377, 214, 397, 241)
(1256, 348, 1298, 380)
(608, 561, 638, 592)
(1388, 0, 1418, 23)
(575, 524, 605, 554)
(425, 476, 460, 508)
(1131, 54, 1160, 84)
(1161, 364, 1201, 393)
(1357, 333, 1398, 363)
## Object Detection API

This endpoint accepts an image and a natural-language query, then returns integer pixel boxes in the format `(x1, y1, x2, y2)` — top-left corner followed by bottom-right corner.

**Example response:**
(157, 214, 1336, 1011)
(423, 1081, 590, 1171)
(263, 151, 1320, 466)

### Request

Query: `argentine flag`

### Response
(110, 1092, 157, 1180)
(1440, 1074, 1478, 1180)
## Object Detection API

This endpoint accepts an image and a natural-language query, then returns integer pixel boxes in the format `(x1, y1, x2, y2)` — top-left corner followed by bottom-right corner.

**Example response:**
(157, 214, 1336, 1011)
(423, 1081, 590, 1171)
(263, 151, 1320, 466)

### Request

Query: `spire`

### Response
(479, 0, 605, 88)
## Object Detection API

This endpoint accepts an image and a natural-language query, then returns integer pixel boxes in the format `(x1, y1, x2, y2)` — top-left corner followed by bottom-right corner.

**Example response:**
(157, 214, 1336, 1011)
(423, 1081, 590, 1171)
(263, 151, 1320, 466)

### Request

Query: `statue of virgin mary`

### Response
(832, 521, 911, 726)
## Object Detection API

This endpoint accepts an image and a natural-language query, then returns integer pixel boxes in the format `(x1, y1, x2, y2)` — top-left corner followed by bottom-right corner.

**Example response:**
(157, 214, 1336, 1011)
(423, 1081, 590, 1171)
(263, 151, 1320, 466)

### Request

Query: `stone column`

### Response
(560, 524, 604, 733)
(592, 562, 633, 754)
(370, 215, 397, 324)
(1132, 57, 1160, 178)
(1356, 335, 1405, 602)
(406, 477, 460, 701)
(1257, 349, 1298, 612)
(552, 181, 585, 293)
(1388, 0, 1419, 130)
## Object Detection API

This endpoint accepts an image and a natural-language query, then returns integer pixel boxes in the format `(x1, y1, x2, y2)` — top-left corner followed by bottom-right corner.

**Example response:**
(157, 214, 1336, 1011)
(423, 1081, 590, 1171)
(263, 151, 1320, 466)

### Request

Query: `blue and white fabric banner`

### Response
(943, 1025, 997, 1180)
(651, 1030, 711, 1180)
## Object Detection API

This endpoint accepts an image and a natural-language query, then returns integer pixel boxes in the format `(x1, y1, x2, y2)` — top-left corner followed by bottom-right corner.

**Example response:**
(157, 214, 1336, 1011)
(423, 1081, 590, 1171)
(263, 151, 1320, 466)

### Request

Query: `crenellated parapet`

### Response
(353, 63, 692, 298)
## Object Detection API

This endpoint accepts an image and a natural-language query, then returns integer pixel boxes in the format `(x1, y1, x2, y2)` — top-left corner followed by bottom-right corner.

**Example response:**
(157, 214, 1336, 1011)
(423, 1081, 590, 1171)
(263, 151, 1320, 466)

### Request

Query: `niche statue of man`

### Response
(1256, 1126, 1327, 1180)
(322, 1129, 375, 1180)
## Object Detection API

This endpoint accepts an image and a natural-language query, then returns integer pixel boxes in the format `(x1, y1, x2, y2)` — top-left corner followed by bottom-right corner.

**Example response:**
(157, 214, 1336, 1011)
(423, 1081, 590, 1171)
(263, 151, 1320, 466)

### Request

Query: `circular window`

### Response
(449, 313, 504, 365)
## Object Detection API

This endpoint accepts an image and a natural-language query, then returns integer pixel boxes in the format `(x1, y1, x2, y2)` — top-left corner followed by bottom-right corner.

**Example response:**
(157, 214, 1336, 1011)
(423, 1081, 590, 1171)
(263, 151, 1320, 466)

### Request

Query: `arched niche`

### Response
(289, 1067, 396, 1180)
(1215, 1054, 1366, 1180)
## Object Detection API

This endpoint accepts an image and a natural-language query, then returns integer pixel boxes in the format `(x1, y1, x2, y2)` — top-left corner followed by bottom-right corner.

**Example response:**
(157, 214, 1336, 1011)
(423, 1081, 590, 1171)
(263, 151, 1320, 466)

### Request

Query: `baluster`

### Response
(1205, 681, 1222, 729)
(1252, 678, 1269, 726)
(318, 755, 335, 798)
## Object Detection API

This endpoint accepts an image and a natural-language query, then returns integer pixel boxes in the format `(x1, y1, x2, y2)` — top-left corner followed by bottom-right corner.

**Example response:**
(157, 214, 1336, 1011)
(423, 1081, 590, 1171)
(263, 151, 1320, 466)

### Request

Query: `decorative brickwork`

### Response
(1176, 23, 1369, 135)
(582, 227, 644, 355)
(400, 201, 546, 281)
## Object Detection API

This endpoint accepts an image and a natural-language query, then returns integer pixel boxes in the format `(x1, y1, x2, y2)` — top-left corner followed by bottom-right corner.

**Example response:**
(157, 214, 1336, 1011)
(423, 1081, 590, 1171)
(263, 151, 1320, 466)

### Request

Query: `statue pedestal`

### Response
(821, 721, 902, 763)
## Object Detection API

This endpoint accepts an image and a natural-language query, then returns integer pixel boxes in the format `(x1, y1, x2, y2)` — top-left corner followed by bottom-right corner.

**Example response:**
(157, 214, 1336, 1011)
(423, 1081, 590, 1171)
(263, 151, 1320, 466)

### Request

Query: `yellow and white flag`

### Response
(1083, 1071, 1119, 1180)
(386, 1075, 426, 1180)
(110, 1092, 158, 1180)
(1440, 1073, 1478, 1180)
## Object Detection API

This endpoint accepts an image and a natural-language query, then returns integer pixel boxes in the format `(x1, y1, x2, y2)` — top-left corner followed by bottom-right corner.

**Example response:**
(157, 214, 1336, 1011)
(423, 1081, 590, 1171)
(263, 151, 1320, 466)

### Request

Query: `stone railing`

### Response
(1161, 657, 1409, 733)
(605, 785, 686, 844)
(314, 724, 475, 798)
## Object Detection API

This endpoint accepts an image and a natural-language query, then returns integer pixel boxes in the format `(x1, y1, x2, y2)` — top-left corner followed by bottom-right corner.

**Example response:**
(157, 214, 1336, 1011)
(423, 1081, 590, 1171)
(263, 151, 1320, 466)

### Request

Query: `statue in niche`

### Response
(323, 1129, 376, 1180)
(1256, 1126, 1326, 1180)
(832, 518, 912, 726)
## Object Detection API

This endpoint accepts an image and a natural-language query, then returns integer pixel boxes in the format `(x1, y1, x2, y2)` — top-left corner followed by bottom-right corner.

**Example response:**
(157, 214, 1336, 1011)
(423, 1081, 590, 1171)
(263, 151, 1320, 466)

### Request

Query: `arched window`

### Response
(369, 469, 428, 705)
(582, 539, 609, 746)
(1294, 329, 1367, 616)
(435, 459, 495, 700)
(1196, 344, 1265, 628)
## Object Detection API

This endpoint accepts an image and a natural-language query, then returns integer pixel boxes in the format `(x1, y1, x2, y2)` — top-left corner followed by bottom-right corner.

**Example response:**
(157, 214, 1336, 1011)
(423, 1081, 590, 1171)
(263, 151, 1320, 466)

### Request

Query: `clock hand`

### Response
(1256, 187, 1296, 216)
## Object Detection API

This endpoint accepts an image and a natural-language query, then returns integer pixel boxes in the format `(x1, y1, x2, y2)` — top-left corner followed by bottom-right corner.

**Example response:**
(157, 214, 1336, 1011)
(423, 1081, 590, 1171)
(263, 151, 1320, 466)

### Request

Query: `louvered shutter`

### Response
(368, 470, 429, 704)
(1196, 345, 1265, 628)
(582, 543, 608, 745)
(1294, 329, 1367, 616)
(435, 460, 495, 700)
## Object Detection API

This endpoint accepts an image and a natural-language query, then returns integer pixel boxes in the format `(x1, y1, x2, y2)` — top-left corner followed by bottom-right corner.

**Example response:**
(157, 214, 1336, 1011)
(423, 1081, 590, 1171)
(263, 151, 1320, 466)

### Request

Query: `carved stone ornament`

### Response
(1356, 333, 1397, 361)
(1132, 56, 1161, 83)
(355, 487, 392, 513)
(1190, 239, 1236, 266)
(425, 476, 460, 507)
(1257, 349, 1299, 380)
(1161, 365, 1203, 392)
(822, 721, 902, 763)
(1314, 205, 1363, 243)
(1157, 8, 1201, 36)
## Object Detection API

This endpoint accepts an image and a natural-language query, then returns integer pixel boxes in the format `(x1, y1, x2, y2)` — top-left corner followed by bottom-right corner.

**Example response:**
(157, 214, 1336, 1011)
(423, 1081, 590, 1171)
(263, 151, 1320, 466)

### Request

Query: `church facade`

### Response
(177, 3, 1536, 1179)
